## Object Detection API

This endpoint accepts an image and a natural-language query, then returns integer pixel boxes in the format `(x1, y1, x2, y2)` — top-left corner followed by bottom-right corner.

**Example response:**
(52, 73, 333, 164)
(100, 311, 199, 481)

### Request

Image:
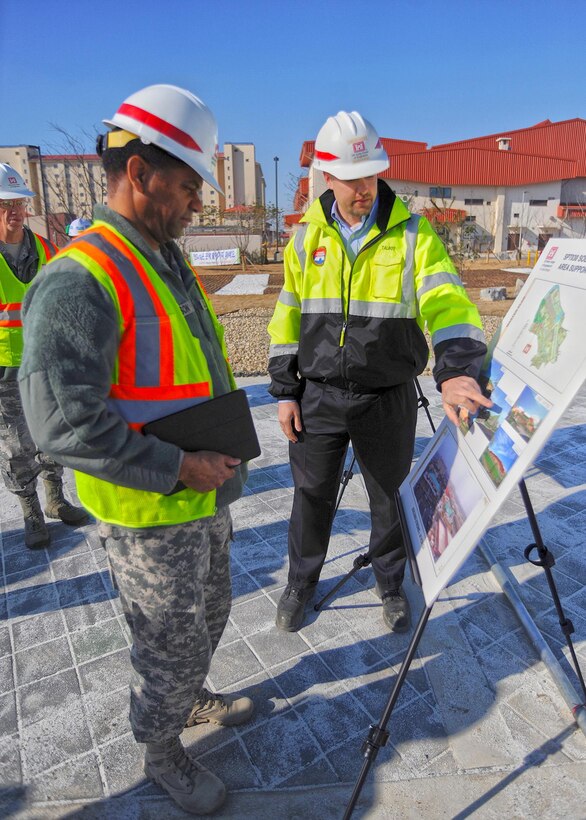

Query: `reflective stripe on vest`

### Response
(293, 215, 419, 319)
(65, 226, 212, 428)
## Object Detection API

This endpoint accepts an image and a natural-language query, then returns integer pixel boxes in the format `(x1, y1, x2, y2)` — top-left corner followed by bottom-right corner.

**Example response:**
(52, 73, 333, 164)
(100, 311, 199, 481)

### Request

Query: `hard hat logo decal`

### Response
(117, 103, 203, 152)
(312, 247, 327, 266)
(8, 177, 17, 184)
(351, 140, 368, 161)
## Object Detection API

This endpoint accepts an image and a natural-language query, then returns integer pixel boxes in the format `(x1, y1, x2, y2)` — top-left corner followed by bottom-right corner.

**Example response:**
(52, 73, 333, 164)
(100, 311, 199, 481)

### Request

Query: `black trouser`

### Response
(287, 379, 418, 590)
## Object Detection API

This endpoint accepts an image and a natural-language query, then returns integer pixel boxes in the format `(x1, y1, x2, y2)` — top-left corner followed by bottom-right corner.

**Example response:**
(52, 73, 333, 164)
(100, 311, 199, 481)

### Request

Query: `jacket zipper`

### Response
(338, 216, 411, 377)
(339, 228, 390, 348)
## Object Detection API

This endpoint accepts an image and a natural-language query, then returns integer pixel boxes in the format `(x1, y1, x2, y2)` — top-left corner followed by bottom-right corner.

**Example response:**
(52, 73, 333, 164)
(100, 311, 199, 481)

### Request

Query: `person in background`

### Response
(268, 110, 491, 634)
(20, 85, 253, 816)
(67, 216, 92, 237)
(0, 163, 88, 548)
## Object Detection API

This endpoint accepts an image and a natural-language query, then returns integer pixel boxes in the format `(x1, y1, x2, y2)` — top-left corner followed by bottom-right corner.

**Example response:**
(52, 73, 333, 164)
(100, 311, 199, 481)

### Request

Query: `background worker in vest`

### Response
(20, 85, 253, 816)
(268, 111, 492, 634)
(0, 164, 88, 549)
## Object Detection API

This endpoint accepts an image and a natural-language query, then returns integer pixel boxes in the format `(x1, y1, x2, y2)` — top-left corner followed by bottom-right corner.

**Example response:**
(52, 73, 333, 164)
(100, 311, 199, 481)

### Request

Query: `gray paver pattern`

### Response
(0, 376, 585, 818)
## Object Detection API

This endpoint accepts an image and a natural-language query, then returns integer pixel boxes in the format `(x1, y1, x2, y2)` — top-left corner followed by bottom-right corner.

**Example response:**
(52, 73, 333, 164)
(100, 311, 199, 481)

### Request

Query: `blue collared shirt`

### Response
(331, 196, 379, 264)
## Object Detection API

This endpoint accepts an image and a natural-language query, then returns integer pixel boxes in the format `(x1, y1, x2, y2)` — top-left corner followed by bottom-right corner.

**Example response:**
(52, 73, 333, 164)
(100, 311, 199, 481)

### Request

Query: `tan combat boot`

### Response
(43, 479, 89, 526)
(18, 494, 50, 549)
(144, 736, 226, 815)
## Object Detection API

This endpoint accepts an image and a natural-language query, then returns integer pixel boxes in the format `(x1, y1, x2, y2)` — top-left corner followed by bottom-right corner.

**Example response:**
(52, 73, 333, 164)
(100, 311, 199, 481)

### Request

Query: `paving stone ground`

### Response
(0, 376, 585, 819)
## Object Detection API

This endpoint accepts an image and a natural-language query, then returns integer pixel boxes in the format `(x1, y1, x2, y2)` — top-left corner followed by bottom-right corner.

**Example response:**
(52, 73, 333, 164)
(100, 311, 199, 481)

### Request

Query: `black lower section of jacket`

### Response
(268, 314, 487, 400)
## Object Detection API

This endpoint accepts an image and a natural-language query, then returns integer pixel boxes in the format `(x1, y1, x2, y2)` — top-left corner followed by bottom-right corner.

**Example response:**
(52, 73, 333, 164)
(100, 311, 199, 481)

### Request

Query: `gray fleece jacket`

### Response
(19, 205, 247, 504)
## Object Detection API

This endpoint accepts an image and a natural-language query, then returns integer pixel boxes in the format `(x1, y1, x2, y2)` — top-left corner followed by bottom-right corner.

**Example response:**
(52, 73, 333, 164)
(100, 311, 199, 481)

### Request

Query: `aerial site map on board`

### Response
(398, 238, 586, 606)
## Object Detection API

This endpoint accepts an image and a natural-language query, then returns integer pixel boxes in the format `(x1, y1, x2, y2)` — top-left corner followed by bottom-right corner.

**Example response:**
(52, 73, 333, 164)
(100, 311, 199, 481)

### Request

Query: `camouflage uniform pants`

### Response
(0, 380, 63, 497)
(98, 506, 233, 744)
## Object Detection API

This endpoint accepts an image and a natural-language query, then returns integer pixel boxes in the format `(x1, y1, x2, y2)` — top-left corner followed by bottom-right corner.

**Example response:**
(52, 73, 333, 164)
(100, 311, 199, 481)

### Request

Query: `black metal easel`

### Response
(342, 474, 586, 819)
(342, 489, 430, 819)
(314, 377, 437, 613)
(519, 478, 586, 703)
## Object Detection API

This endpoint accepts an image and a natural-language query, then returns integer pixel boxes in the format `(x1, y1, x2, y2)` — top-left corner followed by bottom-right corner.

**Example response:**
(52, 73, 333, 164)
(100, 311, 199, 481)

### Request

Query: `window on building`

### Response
(464, 198, 483, 205)
(464, 215, 476, 223)
(529, 199, 547, 207)
(430, 186, 452, 198)
(507, 232, 520, 251)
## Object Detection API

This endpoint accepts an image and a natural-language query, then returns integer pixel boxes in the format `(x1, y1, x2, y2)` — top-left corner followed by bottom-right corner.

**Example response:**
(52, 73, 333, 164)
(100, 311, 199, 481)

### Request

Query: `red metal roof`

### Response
(431, 118, 586, 160)
(381, 137, 427, 155)
(381, 146, 578, 186)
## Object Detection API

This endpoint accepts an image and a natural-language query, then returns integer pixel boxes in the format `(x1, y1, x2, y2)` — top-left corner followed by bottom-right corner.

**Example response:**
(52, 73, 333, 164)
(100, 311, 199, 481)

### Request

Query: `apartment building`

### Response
(1, 141, 265, 242)
(200, 142, 265, 213)
(293, 118, 586, 256)
(0, 145, 107, 244)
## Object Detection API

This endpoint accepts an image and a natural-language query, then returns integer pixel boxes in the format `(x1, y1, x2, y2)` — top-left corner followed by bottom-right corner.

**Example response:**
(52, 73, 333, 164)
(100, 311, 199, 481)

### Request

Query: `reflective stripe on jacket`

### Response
(268, 181, 485, 397)
(0, 233, 56, 366)
(55, 221, 235, 528)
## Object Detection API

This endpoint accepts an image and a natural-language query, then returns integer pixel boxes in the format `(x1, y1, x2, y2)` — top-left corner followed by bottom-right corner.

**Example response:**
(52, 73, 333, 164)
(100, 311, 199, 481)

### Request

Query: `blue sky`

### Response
(2, 0, 585, 211)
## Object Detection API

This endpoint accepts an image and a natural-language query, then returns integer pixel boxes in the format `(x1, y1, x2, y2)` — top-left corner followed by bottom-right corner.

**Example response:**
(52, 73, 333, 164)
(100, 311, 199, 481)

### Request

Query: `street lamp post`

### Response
(274, 156, 279, 258)
(518, 190, 528, 262)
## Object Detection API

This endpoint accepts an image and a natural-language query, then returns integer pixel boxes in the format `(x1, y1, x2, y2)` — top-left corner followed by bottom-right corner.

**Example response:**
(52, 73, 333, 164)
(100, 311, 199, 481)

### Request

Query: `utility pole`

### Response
(518, 190, 527, 263)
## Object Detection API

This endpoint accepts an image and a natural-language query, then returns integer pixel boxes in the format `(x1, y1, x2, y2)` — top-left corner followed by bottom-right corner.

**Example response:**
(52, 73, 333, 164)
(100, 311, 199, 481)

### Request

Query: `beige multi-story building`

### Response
(0, 144, 107, 244)
(1, 140, 265, 242)
(42, 153, 107, 220)
(200, 142, 265, 214)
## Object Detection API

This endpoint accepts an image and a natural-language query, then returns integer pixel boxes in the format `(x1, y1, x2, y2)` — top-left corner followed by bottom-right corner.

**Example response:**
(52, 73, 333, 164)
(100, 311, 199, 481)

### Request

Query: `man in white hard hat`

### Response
(20, 85, 253, 815)
(0, 163, 88, 548)
(268, 111, 491, 633)
(67, 216, 92, 237)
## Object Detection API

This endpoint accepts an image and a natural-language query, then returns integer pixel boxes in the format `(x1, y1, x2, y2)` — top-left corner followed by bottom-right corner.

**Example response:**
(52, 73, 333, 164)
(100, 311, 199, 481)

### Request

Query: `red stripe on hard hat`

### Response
(117, 103, 203, 152)
(315, 150, 340, 161)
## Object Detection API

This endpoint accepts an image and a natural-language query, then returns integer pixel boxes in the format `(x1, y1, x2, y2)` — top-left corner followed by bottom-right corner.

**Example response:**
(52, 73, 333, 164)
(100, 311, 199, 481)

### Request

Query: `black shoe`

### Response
(276, 583, 317, 632)
(379, 587, 411, 633)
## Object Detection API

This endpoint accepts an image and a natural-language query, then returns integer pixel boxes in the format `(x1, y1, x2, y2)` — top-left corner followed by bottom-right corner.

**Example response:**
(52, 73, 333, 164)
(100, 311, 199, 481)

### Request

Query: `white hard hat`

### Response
(313, 111, 389, 180)
(68, 217, 92, 237)
(103, 84, 222, 193)
(0, 163, 35, 199)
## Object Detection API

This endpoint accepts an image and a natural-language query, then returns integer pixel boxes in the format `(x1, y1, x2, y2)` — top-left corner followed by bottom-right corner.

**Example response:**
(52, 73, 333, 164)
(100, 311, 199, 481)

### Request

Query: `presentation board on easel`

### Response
(398, 238, 586, 606)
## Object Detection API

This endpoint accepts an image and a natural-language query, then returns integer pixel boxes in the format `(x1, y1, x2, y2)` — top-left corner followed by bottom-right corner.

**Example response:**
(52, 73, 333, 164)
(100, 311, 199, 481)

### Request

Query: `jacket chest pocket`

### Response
(370, 259, 403, 301)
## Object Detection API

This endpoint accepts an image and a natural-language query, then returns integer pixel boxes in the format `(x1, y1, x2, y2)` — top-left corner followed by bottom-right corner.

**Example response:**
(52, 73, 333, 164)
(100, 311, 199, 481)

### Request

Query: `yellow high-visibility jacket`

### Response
(268, 181, 486, 397)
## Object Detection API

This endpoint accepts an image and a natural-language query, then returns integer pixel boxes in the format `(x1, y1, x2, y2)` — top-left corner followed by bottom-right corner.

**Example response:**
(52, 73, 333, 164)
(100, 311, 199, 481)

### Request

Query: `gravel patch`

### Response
(220, 310, 502, 378)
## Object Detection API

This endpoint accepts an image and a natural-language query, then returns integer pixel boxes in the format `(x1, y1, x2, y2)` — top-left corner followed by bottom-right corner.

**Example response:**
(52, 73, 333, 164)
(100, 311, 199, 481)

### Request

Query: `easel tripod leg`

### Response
(343, 605, 433, 819)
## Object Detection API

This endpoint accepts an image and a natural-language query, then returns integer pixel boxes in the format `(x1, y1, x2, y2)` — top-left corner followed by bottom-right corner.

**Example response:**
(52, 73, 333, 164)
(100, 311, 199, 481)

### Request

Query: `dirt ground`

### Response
(200, 260, 530, 318)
